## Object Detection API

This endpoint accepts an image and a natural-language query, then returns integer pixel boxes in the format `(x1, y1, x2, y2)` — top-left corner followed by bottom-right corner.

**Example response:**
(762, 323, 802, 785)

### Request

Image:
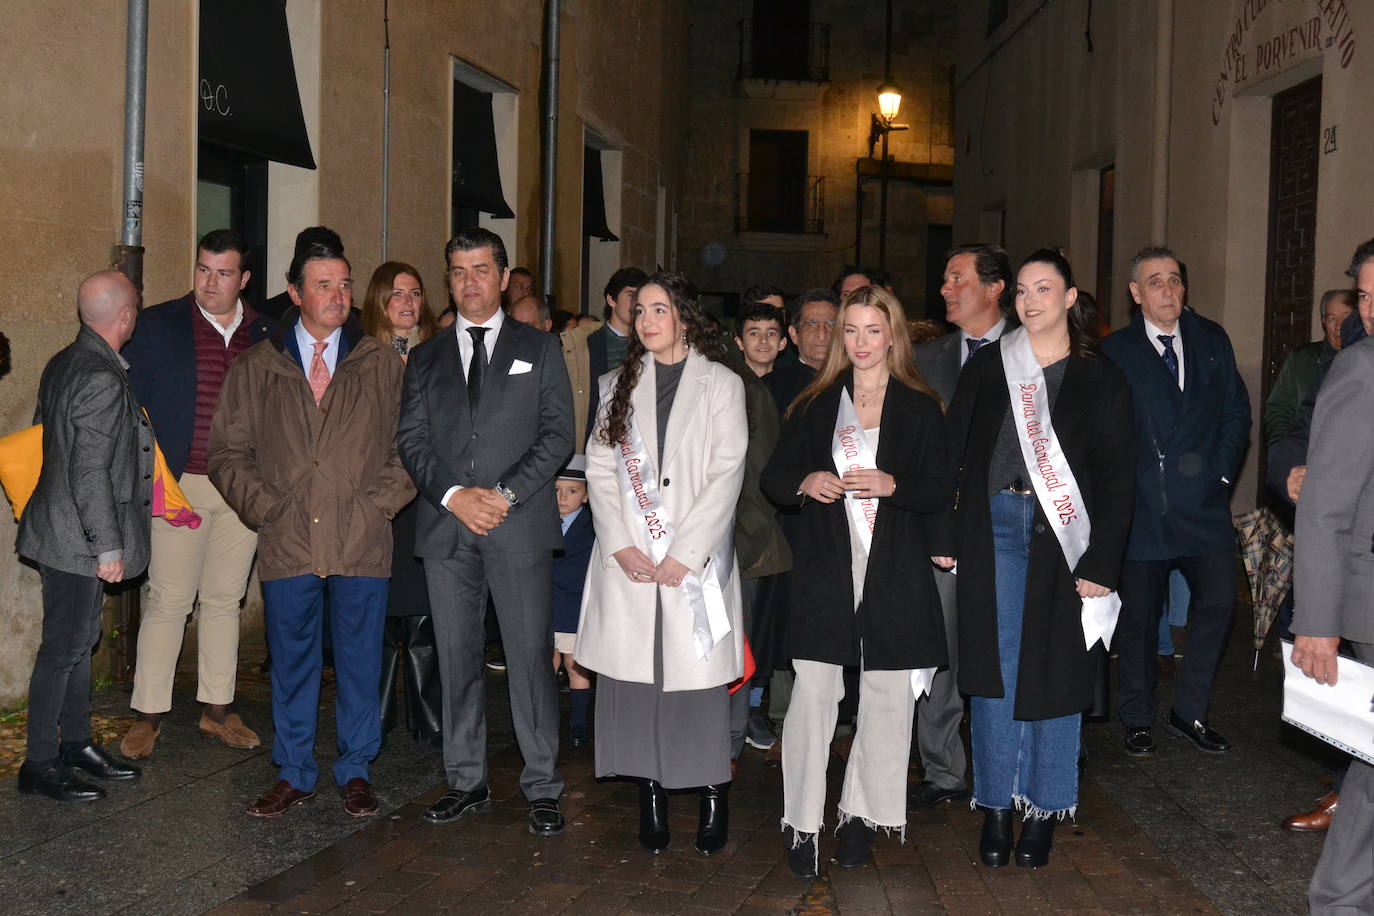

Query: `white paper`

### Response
(1281, 640, 1374, 766)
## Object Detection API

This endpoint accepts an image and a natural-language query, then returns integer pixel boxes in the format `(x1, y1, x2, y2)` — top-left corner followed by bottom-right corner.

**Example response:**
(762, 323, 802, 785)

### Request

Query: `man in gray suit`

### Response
(17, 270, 150, 802)
(908, 242, 1014, 810)
(1292, 238, 1374, 914)
(397, 228, 574, 836)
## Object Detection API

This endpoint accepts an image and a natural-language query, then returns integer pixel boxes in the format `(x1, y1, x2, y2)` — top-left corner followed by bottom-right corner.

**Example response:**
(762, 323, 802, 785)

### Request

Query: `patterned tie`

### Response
(965, 337, 988, 358)
(467, 326, 488, 410)
(1157, 334, 1179, 385)
(308, 340, 330, 406)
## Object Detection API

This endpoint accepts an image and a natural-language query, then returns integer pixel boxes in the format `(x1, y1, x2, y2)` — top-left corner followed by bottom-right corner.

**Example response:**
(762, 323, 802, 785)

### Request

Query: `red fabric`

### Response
(184, 307, 255, 474)
(728, 634, 757, 695)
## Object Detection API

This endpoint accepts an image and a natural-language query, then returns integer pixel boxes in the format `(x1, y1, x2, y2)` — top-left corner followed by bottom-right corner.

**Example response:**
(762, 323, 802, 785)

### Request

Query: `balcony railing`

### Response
(737, 20, 830, 82)
(735, 173, 825, 235)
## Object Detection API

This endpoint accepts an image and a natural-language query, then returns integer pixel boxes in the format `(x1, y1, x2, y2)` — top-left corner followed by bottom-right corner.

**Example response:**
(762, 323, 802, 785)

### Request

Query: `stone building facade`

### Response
(954, 0, 1372, 512)
(679, 0, 958, 319)
(0, 0, 688, 704)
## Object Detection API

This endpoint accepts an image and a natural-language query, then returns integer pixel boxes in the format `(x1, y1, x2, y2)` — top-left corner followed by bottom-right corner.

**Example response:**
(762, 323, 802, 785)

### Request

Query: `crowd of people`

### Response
(14, 223, 1374, 910)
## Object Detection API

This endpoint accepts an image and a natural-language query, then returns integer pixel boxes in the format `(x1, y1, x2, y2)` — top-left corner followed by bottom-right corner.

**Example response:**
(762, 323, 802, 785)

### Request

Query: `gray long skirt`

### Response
(594, 596, 731, 789)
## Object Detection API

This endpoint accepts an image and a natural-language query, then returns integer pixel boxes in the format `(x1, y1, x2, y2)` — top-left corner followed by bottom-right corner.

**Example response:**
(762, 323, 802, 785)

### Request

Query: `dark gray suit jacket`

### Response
(914, 331, 962, 407)
(18, 326, 154, 577)
(397, 317, 574, 556)
(1294, 336, 1374, 645)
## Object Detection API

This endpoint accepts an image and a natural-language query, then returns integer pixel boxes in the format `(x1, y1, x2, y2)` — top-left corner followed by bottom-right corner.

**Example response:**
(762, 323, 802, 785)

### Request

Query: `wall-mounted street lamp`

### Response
(868, 78, 907, 269)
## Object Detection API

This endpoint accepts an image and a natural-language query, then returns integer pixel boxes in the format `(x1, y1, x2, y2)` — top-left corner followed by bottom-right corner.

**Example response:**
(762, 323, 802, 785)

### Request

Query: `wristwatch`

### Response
(494, 482, 519, 507)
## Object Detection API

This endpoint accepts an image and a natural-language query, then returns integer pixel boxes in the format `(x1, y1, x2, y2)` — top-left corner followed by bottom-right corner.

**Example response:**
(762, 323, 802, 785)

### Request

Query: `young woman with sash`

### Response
(761, 285, 952, 877)
(939, 249, 1135, 869)
(576, 271, 748, 857)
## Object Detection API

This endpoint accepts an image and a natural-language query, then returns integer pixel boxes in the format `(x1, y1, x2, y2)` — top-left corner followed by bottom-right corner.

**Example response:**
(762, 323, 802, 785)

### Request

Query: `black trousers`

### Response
(1116, 549, 1236, 728)
(25, 565, 106, 764)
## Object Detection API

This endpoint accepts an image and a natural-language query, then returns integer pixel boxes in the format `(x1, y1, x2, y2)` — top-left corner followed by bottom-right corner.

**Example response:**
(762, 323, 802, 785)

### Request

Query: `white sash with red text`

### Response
(832, 388, 935, 698)
(616, 416, 733, 662)
(1000, 327, 1120, 650)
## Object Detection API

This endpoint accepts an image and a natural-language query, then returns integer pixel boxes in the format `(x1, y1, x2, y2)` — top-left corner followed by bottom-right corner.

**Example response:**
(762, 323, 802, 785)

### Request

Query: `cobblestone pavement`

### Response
(1, 615, 1343, 914)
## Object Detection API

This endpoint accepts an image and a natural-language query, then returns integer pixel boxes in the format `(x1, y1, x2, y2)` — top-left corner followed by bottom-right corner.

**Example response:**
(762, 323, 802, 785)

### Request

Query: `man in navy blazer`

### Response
(1101, 246, 1251, 757)
(118, 230, 274, 760)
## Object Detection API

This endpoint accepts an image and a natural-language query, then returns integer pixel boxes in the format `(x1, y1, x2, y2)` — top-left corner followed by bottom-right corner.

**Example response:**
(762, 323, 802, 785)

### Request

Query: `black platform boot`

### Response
(403, 615, 443, 744)
(979, 808, 1013, 867)
(834, 818, 876, 868)
(695, 783, 729, 856)
(784, 825, 818, 878)
(1014, 815, 1056, 868)
(638, 779, 670, 853)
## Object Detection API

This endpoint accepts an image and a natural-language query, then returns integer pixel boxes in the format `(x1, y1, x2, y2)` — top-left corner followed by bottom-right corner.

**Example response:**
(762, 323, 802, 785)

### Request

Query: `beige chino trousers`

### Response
(130, 473, 258, 713)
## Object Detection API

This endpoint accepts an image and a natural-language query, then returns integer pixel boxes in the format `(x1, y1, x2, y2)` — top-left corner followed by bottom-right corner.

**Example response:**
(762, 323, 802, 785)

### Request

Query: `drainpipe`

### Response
(1150, 0, 1173, 243)
(117, 0, 148, 293)
(113, 0, 149, 685)
(539, 0, 560, 303)
(380, 0, 391, 259)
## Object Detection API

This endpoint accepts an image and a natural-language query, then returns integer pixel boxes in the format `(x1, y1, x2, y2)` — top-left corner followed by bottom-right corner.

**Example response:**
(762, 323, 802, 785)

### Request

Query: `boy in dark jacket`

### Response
(552, 457, 595, 746)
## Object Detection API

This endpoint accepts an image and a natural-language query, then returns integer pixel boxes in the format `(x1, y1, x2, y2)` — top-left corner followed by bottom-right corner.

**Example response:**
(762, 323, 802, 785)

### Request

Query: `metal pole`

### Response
(381, 1, 391, 260)
(879, 130, 889, 270)
(114, 0, 149, 685)
(539, 0, 561, 303)
(117, 0, 148, 293)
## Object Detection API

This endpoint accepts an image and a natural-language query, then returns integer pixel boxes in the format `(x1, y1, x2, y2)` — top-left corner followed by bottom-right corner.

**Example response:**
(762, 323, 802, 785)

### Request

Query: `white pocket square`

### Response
(509, 359, 533, 375)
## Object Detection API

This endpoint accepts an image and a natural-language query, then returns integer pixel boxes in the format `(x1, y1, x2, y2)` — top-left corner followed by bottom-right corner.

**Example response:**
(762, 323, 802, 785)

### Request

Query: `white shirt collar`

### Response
(560, 505, 584, 535)
(294, 321, 344, 375)
(196, 299, 245, 345)
(455, 307, 504, 341)
(1143, 316, 1180, 344)
(958, 317, 1006, 364)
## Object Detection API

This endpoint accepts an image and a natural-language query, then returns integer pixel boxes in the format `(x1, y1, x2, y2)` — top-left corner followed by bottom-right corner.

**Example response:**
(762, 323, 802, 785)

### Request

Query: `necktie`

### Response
(965, 337, 988, 358)
(308, 340, 330, 406)
(467, 326, 488, 410)
(1157, 334, 1179, 385)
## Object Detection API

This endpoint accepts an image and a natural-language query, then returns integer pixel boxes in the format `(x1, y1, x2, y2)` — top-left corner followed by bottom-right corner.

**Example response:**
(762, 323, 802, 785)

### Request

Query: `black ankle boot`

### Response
(784, 825, 818, 878)
(637, 779, 670, 853)
(833, 818, 876, 868)
(695, 783, 729, 856)
(1015, 816, 1056, 868)
(979, 808, 1013, 867)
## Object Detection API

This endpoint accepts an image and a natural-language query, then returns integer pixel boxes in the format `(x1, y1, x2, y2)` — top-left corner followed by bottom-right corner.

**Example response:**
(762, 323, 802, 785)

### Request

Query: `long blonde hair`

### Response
(788, 285, 940, 418)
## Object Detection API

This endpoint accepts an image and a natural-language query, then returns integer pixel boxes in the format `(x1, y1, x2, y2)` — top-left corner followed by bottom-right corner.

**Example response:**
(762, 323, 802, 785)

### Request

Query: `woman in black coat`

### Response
(939, 249, 1135, 869)
(762, 285, 951, 876)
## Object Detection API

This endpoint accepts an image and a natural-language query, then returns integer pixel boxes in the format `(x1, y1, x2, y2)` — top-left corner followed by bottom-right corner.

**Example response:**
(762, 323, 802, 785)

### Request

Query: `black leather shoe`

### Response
(422, 785, 491, 824)
(17, 761, 105, 802)
(59, 742, 140, 780)
(1124, 727, 1156, 756)
(695, 784, 729, 856)
(529, 797, 565, 837)
(833, 818, 875, 868)
(784, 826, 818, 878)
(638, 779, 670, 853)
(1015, 816, 1056, 868)
(1166, 711, 1230, 753)
(907, 780, 970, 810)
(978, 808, 1013, 867)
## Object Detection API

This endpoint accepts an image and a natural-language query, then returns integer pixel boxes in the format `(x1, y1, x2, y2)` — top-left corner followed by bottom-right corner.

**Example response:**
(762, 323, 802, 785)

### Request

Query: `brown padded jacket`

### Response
(208, 318, 415, 581)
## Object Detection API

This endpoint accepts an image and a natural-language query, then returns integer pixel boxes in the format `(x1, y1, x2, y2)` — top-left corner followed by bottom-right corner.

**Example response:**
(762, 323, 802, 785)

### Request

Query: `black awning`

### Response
(198, 0, 316, 170)
(583, 148, 618, 241)
(452, 81, 514, 219)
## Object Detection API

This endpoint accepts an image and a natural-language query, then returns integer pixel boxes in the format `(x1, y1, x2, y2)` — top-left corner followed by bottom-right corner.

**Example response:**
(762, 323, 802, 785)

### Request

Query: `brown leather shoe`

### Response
(200, 711, 262, 749)
(120, 719, 160, 758)
(1282, 791, 1338, 832)
(247, 780, 314, 817)
(765, 738, 782, 767)
(342, 778, 379, 817)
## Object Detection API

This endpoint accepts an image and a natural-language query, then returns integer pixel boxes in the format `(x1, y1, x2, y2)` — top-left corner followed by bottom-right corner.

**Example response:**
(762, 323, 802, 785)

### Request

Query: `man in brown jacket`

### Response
(209, 236, 414, 819)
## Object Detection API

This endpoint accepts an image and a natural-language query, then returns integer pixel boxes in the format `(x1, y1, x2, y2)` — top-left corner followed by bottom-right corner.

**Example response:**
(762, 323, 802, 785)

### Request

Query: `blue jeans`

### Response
(1156, 569, 1190, 655)
(970, 491, 1081, 817)
(261, 574, 388, 792)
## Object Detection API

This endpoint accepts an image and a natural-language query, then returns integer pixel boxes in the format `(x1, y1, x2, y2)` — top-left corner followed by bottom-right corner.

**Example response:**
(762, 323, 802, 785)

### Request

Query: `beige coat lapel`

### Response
(660, 350, 708, 473)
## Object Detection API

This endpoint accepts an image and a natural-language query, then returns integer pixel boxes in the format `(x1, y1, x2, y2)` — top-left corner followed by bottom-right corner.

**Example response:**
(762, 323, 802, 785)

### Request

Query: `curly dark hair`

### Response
(596, 271, 726, 448)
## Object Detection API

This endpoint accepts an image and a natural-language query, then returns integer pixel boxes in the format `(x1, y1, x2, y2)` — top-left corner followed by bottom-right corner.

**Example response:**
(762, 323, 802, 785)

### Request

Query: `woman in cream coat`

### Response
(576, 271, 747, 858)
